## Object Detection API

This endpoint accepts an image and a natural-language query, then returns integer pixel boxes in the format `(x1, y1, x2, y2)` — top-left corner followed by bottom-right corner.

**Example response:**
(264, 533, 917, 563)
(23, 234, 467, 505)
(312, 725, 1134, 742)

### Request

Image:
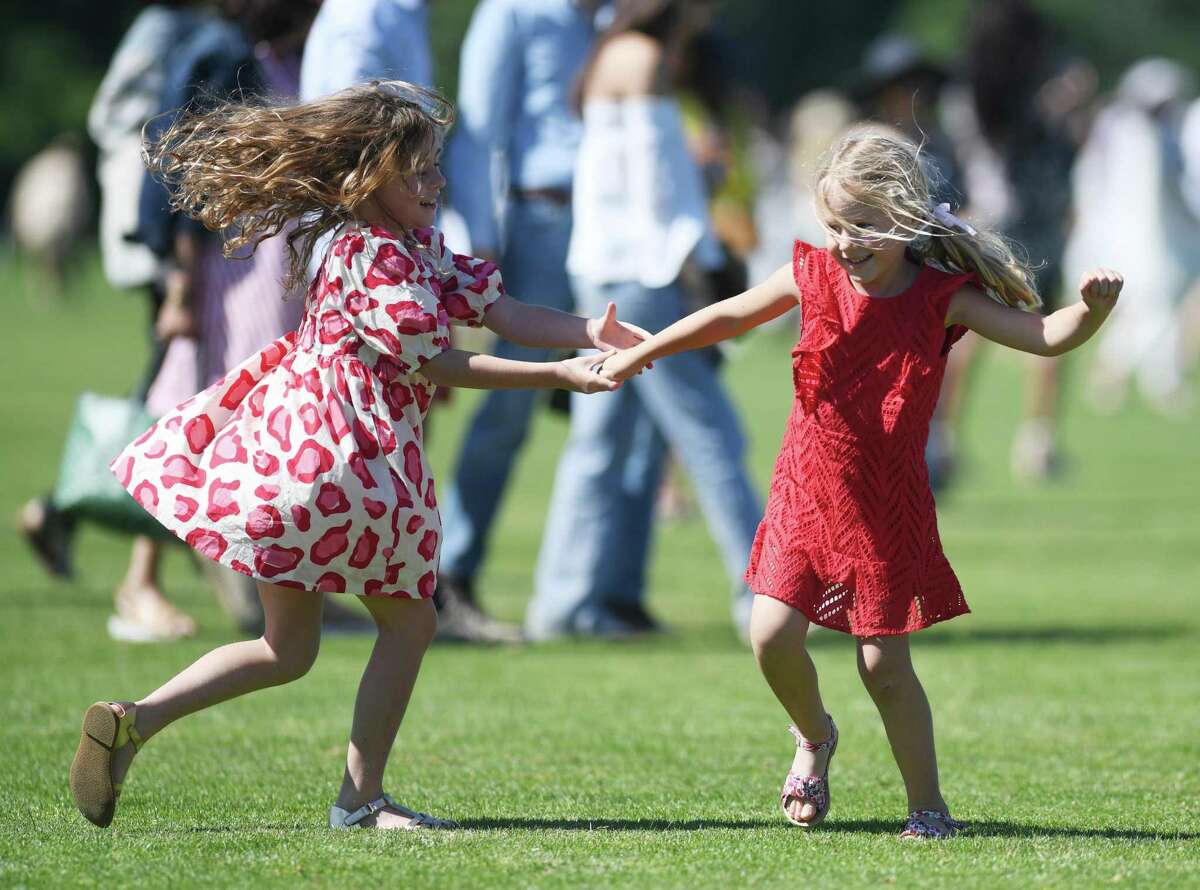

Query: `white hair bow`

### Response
(931, 202, 977, 237)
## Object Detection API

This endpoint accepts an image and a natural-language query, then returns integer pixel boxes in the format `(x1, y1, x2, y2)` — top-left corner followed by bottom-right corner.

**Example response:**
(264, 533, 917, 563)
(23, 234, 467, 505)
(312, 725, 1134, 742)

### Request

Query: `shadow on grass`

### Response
(805, 624, 1191, 649)
(456, 816, 1198, 841)
(832, 818, 1200, 842)
(456, 817, 778, 831)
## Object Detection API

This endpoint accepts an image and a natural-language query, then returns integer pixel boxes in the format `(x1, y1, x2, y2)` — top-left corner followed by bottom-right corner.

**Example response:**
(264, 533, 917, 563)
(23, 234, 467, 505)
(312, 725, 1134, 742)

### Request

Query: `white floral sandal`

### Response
(899, 809, 967, 839)
(780, 715, 838, 828)
(329, 792, 458, 830)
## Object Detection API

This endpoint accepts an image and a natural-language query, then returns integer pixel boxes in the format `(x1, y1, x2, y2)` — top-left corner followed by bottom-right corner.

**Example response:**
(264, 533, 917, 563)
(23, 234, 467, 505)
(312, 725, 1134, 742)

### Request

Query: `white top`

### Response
(567, 96, 723, 288)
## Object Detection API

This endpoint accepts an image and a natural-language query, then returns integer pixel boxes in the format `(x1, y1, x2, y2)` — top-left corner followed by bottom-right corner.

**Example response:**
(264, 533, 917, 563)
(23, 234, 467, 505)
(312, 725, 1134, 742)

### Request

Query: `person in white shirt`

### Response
(525, 0, 762, 640)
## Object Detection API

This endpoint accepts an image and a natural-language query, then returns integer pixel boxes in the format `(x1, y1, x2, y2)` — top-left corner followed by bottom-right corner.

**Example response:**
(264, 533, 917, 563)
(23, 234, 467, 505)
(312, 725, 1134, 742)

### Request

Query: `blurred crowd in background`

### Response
(8, 0, 1200, 646)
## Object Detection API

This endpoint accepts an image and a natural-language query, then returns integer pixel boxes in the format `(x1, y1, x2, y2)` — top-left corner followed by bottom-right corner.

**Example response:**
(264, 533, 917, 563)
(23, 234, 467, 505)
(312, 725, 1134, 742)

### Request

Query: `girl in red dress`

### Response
(599, 127, 1123, 839)
(69, 81, 650, 831)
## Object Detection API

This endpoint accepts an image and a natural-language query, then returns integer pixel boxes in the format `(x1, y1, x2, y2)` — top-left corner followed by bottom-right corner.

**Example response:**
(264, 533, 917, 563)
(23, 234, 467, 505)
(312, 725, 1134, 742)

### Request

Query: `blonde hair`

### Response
(814, 126, 1040, 309)
(145, 81, 454, 288)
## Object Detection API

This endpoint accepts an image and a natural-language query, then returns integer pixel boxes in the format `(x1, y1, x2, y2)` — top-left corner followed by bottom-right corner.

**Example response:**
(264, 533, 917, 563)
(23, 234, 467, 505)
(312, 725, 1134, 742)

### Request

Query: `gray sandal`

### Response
(329, 792, 457, 830)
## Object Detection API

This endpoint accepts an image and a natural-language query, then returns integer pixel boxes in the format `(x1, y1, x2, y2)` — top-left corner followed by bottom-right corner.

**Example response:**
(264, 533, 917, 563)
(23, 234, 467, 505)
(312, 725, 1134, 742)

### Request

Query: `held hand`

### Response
(560, 351, 620, 394)
(597, 348, 649, 383)
(1079, 268, 1123, 314)
(586, 301, 653, 351)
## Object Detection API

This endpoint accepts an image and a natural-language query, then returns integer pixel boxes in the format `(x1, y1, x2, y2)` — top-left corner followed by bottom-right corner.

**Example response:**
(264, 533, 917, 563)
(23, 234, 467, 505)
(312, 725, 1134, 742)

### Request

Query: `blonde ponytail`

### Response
(917, 226, 1041, 310)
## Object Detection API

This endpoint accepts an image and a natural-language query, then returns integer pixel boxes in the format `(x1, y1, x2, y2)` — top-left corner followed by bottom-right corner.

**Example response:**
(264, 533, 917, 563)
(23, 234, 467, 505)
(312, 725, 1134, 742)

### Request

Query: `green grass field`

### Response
(1, 255, 1197, 888)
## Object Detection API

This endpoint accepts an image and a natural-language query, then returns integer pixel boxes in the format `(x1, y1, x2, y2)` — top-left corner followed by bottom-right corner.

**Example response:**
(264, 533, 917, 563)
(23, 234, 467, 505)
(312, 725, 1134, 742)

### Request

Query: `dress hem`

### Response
(747, 581, 971, 637)
(119, 498, 430, 600)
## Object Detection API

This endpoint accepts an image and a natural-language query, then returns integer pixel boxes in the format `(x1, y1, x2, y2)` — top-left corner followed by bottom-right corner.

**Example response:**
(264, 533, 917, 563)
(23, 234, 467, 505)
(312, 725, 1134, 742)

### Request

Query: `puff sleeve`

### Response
(434, 232, 505, 327)
(337, 234, 449, 371)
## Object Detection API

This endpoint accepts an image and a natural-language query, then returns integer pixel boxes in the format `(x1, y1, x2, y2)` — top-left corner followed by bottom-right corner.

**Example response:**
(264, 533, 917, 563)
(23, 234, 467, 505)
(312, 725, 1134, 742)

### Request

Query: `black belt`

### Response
(514, 187, 571, 205)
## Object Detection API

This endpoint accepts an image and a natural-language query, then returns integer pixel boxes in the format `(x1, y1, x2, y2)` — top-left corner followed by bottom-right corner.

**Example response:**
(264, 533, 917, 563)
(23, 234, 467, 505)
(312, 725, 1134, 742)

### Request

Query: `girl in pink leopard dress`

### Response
(69, 82, 647, 832)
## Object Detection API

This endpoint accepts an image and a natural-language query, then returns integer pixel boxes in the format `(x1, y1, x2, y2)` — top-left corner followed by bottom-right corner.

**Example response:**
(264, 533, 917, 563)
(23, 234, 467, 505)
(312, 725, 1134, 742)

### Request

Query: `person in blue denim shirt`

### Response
(436, 0, 599, 640)
(299, 0, 433, 99)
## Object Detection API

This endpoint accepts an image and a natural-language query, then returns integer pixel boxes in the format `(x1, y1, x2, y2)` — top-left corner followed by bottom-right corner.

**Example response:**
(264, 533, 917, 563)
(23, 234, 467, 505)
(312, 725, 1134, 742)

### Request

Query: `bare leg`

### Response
(1178, 277, 1200, 374)
(749, 595, 833, 823)
(1012, 354, 1063, 481)
(928, 332, 983, 487)
(333, 596, 438, 828)
(934, 331, 983, 426)
(856, 635, 948, 818)
(109, 582, 323, 785)
(112, 536, 197, 640)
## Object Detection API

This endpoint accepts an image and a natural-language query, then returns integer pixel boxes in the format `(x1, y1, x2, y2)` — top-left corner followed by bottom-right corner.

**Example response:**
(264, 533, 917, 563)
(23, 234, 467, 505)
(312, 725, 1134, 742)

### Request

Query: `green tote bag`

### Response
(50, 343, 175, 540)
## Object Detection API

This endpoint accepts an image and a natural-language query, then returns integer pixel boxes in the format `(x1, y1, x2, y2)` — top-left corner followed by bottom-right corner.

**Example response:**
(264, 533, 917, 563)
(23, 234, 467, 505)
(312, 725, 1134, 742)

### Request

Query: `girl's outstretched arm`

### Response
(484, 294, 651, 352)
(947, 268, 1124, 356)
(418, 348, 618, 393)
(600, 262, 801, 382)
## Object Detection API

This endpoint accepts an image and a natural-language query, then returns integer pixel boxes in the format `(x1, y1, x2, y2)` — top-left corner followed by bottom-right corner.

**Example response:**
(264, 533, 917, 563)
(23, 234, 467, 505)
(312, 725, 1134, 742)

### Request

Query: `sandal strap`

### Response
(781, 773, 829, 804)
(900, 810, 967, 839)
(330, 793, 458, 830)
(110, 703, 144, 752)
(332, 795, 391, 828)
(383, 793, 457, 829)
(787, 715, 836, 752)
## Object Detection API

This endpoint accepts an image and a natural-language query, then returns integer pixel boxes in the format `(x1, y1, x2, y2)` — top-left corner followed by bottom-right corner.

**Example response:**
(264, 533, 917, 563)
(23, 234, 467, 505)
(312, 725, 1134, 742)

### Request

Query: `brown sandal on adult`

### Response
(69, 702, 144, 827)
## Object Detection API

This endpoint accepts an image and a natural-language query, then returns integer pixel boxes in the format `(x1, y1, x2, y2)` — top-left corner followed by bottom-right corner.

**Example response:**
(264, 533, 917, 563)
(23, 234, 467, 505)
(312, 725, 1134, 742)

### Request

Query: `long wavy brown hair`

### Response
(145, 80, 454, 288)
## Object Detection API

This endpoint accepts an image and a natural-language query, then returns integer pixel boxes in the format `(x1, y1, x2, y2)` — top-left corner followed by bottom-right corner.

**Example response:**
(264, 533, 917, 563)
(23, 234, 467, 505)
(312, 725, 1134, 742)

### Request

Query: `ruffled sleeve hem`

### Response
(435, 231, 505, 327)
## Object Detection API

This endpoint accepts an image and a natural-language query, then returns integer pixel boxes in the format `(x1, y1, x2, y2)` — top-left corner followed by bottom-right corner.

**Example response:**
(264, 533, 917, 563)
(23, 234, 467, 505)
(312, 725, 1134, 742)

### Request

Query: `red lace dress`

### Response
(744, 241, 973, 635)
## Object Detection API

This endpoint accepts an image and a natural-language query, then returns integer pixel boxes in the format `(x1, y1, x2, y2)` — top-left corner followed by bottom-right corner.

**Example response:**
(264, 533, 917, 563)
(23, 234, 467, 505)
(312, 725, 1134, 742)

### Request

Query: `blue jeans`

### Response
(438, 198, 575, 580)
(526, 278, 763, 637)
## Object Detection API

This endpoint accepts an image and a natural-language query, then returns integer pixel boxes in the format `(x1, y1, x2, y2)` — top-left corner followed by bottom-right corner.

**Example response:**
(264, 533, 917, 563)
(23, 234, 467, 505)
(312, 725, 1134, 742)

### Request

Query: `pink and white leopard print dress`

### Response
(112, 223, 503, 598)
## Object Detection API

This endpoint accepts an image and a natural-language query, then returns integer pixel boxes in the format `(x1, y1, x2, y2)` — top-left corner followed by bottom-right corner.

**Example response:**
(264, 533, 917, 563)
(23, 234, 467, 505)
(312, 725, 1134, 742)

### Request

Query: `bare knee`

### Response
(369, 596, 437, 649)
(856, 642, 914, 698)
(749, 601, 810, 669)
(750, 620, 799, 668)
(260, 633, 320, 684)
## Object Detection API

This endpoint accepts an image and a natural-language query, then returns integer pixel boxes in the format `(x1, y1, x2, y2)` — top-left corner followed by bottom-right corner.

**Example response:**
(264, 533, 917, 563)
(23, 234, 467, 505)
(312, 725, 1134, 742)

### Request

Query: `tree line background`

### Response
(3, 0, 1199, 208)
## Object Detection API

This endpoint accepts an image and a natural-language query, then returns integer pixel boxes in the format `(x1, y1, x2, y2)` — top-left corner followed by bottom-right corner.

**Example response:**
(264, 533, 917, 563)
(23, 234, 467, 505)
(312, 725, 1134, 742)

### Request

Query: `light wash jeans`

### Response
(526, 277, 762, 638)
(438, 198, 575, 579)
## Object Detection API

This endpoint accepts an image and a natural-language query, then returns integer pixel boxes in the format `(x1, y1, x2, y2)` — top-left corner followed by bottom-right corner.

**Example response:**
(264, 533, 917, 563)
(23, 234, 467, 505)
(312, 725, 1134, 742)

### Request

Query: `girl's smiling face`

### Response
(817, 179, 916, 296)
(364, 142, 446, 232)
